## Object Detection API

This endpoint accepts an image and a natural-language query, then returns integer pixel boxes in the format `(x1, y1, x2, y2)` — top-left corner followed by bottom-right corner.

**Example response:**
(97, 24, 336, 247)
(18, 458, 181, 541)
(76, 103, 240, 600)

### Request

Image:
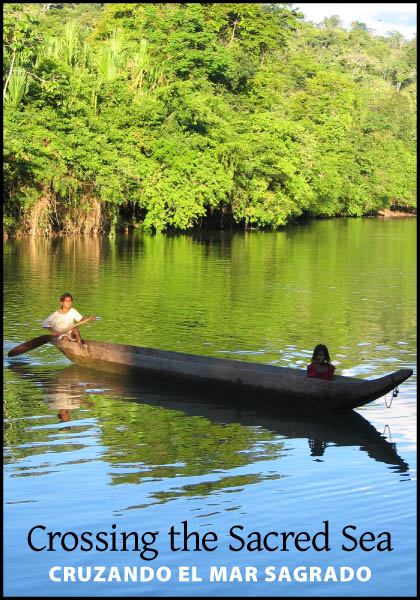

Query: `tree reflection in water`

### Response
(5, 362, 410, 501)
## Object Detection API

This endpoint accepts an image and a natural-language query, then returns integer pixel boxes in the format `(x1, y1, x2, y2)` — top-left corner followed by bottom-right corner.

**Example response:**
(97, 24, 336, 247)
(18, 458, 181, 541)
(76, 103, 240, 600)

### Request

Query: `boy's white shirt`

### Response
(42, 307, 83, 338)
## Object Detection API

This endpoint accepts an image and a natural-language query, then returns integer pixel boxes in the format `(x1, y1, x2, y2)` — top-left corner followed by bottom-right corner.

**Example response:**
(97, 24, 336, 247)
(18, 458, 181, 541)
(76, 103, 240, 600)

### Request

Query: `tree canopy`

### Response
(3, 3, 417, 235)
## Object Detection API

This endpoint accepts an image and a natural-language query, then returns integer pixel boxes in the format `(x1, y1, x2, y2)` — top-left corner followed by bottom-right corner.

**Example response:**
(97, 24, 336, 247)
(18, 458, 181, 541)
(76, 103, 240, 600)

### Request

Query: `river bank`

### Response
(3, 210, 416, 240)
(377, 209, 417, 217)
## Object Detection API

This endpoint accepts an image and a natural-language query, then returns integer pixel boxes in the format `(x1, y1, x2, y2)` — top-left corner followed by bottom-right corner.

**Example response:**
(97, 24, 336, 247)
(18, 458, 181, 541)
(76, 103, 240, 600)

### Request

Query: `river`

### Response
(3, 217, 417, 597)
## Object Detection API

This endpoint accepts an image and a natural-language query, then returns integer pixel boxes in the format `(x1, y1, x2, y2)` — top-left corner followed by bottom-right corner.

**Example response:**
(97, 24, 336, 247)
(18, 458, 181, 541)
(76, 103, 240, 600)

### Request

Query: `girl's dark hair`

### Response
(60, 293, 73, 303)
(312, 344, 330, 363)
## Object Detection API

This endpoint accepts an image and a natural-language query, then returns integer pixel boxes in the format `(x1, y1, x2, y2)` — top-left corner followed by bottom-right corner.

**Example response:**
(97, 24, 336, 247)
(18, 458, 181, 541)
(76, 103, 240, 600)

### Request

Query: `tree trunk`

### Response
(227, 19, 239, 47)
(3, 51, 16, 101)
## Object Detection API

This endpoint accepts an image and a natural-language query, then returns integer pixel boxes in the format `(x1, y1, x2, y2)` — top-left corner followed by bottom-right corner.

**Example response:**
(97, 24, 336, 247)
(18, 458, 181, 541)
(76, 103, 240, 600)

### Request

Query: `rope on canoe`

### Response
(384, 386, 399, 408)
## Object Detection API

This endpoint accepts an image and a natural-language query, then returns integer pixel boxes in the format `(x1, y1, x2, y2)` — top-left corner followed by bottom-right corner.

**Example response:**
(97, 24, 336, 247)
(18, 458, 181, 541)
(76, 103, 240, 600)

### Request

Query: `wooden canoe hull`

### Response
(52, 339, 413, 410)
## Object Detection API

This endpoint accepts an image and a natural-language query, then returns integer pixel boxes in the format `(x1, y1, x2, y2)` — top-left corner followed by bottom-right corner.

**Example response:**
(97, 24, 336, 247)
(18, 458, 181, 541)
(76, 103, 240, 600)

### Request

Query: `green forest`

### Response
(3, 3, 417, 236)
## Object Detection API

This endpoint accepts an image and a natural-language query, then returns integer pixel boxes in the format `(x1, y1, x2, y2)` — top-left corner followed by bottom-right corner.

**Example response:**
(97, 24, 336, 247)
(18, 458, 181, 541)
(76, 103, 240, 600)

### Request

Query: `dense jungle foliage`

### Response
(3, 3, 417, 235)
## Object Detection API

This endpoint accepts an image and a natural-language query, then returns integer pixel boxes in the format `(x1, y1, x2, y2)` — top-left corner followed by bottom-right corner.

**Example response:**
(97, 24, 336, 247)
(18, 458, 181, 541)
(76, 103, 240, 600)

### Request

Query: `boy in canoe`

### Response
(43, 293, 96, 343)
(307, 344, 335, 380)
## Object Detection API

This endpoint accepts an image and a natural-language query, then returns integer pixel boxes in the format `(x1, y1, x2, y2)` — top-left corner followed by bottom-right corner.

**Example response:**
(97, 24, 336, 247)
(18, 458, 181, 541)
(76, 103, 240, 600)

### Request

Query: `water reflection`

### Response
(4, 220, 417, 377)
(5, 363, 410, 484)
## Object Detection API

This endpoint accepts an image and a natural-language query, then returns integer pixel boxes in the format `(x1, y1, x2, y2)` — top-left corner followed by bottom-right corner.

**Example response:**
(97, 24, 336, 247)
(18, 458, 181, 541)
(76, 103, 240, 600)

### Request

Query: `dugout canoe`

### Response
(51, 339, 413, 410)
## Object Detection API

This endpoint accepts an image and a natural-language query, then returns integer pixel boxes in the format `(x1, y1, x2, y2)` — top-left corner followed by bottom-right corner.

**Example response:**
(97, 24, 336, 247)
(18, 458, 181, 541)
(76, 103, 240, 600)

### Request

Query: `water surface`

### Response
(3, 217, 417, 596)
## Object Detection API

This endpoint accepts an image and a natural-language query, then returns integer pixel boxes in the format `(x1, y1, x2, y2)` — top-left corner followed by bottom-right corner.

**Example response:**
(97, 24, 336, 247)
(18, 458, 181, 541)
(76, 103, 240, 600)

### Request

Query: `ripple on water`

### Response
(3, 222, 417, 597)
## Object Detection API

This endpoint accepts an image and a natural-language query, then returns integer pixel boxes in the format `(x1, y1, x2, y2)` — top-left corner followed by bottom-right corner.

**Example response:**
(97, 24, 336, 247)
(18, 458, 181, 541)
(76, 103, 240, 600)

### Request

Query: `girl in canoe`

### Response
(42, 293, 95, 343)
(307, 344, 335, 380)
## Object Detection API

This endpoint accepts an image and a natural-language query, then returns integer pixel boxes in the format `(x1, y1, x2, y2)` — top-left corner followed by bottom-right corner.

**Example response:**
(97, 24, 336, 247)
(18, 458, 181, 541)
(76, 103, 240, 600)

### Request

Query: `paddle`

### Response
(7, 316, 95, 357)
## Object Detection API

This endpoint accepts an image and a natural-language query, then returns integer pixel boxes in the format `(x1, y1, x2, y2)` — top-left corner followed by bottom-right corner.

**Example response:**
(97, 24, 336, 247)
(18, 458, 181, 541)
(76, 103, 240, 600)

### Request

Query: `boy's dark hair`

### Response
(312, 344, 330, 363)
(60, 293, 73, 303)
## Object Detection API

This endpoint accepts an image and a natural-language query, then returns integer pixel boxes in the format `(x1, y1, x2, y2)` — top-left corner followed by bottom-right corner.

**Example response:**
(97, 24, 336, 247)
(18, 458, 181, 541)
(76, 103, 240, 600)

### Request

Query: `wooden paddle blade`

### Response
(7, 334, 54, 357)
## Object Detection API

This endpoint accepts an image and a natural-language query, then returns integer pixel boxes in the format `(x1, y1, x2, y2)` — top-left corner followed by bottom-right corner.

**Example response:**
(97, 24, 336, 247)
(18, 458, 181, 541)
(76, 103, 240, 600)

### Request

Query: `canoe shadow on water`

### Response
(6, 362, 410, 476)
